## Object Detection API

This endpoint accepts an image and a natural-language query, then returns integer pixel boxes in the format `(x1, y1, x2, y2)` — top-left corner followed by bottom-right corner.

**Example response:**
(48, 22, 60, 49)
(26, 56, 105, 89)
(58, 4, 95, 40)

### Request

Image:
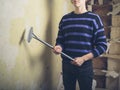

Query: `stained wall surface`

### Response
(0, 0, 73, 90)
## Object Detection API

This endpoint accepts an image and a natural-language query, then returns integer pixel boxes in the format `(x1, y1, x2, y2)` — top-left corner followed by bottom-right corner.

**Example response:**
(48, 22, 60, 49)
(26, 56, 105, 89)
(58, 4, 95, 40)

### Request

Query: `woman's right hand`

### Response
(53, 45, 62, 55)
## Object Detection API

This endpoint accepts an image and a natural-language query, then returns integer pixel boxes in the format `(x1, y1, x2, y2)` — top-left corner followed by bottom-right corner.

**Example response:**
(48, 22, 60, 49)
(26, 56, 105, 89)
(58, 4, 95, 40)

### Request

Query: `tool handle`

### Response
(60, 52, 74, 61)
(32, 33, 74, 61)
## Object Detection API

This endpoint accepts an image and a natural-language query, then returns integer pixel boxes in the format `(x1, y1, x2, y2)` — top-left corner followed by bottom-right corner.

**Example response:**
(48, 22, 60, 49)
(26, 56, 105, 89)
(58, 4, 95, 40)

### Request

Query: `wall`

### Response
(0, 0, 73, 90)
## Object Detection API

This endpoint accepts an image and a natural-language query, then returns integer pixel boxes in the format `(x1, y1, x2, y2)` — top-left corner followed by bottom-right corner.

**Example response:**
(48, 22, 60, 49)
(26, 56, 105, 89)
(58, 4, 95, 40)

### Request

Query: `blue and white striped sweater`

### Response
(56, 11, 107, 59)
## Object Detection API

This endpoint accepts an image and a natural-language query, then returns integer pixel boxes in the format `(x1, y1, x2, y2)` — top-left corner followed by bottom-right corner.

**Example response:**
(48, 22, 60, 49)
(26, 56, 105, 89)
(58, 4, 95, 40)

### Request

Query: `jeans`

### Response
(62, 60, 93, 90)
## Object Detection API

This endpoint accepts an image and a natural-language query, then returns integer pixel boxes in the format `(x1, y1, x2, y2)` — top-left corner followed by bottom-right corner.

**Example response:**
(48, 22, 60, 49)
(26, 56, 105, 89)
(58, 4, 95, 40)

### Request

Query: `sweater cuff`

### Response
(91, 50, 99, 58)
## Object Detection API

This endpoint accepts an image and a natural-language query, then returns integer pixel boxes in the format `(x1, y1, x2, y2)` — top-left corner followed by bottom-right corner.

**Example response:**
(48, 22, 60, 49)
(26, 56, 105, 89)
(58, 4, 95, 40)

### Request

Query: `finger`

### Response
(71, 61, 75, 64)
(71, 61, 79, 66)
(73, 60, 82, 66)
(53, 49, 60, 54)
(71, 61, 76, 65)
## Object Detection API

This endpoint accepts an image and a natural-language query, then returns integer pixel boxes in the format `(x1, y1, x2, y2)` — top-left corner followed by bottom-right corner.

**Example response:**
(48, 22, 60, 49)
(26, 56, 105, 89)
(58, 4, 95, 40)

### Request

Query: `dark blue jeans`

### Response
(62, 60, 93, 90)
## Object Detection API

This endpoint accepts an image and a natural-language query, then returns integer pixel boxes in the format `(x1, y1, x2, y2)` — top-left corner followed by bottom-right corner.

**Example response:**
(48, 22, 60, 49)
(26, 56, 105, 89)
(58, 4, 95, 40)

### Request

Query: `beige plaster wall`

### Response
(0, 0, 73, 90)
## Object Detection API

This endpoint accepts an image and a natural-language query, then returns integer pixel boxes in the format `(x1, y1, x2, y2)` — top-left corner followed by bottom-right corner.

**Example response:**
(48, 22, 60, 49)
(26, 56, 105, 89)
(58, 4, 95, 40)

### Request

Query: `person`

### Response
(53, 0, 107, 90)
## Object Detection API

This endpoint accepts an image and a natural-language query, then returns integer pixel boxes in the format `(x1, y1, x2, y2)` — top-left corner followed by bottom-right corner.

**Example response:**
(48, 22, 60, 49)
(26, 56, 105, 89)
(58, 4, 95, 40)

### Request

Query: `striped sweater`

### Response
(56, 11, 107, 60)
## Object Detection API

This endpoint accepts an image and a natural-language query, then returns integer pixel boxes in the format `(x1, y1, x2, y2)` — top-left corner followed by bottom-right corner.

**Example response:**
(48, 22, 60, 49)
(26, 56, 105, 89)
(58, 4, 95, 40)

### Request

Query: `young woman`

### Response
(53, 0, 107, 90)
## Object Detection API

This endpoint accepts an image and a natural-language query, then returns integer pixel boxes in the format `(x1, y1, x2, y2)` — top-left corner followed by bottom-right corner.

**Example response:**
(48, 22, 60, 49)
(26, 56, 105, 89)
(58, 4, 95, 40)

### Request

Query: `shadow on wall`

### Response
(38, 0, 53, 90)
(19, 29, 35, 66)
(19, 0, 54, 90)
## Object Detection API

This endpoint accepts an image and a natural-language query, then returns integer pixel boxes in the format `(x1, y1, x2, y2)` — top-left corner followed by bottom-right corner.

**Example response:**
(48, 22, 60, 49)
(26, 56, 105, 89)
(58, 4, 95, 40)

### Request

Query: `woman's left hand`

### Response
(71, 57, 85, 66)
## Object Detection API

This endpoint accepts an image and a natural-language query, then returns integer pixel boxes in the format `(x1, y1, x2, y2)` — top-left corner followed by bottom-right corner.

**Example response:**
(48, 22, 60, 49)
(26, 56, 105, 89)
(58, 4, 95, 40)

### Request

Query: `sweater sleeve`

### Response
(91, 15, 107, 57)
(55, 18, 64, 49)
